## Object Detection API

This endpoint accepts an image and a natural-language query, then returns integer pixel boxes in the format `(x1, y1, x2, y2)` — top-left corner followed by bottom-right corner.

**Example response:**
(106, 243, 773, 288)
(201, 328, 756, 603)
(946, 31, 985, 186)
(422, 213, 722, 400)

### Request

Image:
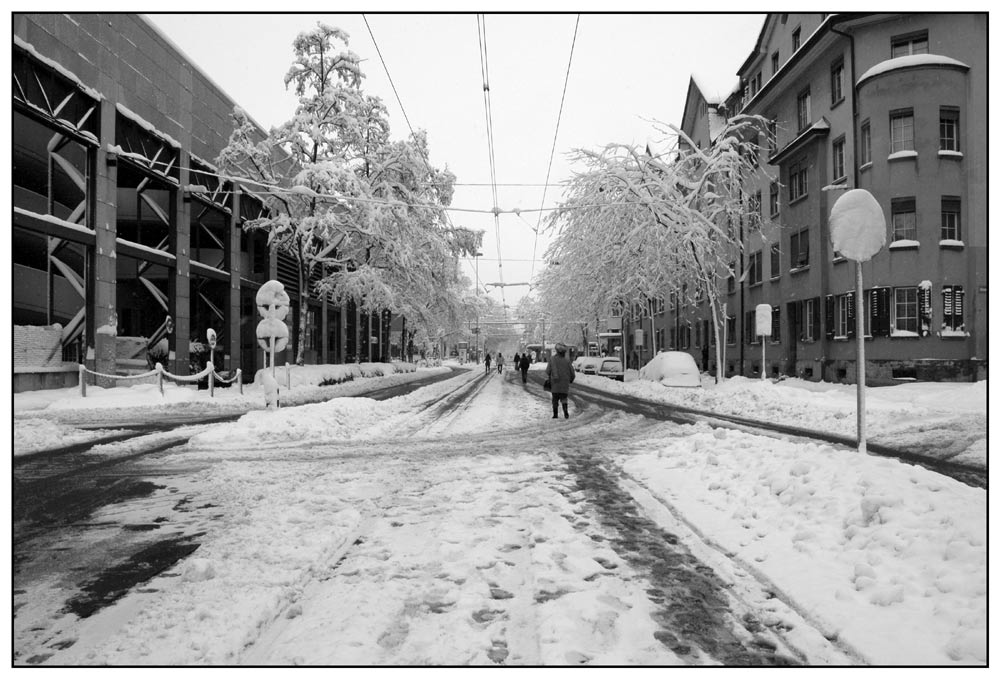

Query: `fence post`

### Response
(285, 362, 290, 390)
(156, 362, 164, 396)
(79, 364, 87, 397)
(237, 368, 243, 395)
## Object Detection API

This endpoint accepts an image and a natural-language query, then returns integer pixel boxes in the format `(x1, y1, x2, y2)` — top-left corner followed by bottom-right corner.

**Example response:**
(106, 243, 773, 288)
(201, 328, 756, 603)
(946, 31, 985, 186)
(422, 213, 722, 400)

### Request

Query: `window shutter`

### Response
(771, 305, 780, 341)
(942, 286, 953, 327)
(846, 292, 856, 339)
(825, 295, 835, 339)
(918, 285, 933, 336)
(871, 288, 891, 336)
(811, 297, 821, 340)
(955, 286, 964, 325)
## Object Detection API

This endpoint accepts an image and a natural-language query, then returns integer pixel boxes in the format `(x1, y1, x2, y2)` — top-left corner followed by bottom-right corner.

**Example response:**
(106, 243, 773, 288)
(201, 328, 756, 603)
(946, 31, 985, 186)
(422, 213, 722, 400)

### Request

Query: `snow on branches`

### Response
(216, 22, 479, 364)
(538, 115, 772, 380)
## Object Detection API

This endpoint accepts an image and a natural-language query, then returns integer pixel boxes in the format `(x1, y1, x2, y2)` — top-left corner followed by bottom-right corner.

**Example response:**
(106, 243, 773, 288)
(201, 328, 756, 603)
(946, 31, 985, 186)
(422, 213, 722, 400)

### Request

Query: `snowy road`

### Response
(13, 367, 979, 665)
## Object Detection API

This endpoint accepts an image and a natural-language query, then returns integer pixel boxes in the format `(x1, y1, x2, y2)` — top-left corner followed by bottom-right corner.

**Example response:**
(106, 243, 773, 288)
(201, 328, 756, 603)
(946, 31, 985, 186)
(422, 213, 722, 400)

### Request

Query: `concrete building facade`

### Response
(13, 14, 404, 391)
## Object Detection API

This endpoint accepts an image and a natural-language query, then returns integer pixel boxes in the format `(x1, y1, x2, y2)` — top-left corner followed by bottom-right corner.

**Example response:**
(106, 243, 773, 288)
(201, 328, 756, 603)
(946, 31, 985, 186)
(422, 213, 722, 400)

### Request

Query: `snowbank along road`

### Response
(15, 367, 924, 665)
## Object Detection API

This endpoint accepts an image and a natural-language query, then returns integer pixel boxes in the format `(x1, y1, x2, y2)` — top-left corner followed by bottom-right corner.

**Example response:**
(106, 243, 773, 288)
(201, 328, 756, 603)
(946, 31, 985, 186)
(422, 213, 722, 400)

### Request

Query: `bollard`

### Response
(156, 362, 164, 396)
(237, 369, 243, 395)
(285, 362, 291, 390)
(79, 364, 87, 397)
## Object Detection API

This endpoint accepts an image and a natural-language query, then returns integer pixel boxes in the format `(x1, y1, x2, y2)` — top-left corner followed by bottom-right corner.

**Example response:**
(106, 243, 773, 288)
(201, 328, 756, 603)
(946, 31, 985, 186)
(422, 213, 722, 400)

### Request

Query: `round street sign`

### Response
(829, 189, 886, 262)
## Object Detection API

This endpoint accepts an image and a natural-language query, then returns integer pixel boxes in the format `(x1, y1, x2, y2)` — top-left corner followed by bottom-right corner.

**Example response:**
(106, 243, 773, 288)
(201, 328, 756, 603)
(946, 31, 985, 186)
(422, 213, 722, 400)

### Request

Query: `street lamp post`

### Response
(475, 251, 482, 364)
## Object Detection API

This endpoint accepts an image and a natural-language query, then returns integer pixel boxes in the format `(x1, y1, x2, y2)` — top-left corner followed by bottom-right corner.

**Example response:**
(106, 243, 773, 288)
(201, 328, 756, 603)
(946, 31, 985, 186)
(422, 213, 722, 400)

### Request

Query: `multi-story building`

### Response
(13, 14, 407, 391)
(631, 13, 986, 383)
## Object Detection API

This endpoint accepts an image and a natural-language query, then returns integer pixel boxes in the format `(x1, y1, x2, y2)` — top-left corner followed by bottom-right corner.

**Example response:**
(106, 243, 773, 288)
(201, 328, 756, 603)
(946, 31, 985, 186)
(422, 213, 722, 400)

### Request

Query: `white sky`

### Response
(145, 12, 765, 312)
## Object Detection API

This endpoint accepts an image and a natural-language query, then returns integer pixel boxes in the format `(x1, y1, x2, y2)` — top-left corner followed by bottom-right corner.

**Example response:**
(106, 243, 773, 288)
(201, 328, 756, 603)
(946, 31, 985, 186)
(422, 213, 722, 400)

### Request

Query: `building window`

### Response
(940, 108, 960, 152)
(891, 197, 917, 242)
(748, 71, 762, 98)
(767, 119, 777, 155)
(891, 30, 929, 58)
(835, 292, 854, 338)
(890, 109, 915, 153)
(831, 59, 844, 104)
(748, 250, 763, 286)
(942, 285, 965, 333)
(789, 159, 808, 202)
(941, 196, 961, 241)
(802, 298, 817, 341)
(793, 27, 802, 51)
(745, 310, 757, 344)
(797, 88, 811, 132)
(772, 52, 780, 75)
(860, 120, 872, 165)
(727, 262, 736, 294)
(893, 287, 919, 334)
(770, 243, 781, 279)
(790, 228, 809, 269)
(749, 190, 762, 224)
(726, 315, 736, 346)
(769, 182, 779, 217)
(832, 137, 847, 181)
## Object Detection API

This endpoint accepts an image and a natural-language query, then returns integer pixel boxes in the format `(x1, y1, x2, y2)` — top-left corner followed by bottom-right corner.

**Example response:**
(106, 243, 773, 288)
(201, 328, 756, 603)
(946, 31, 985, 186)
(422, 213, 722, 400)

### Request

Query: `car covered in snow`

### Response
(638, 351, 702, 387)
(595, 357, 625, 382)
(575, 356, 603, 375)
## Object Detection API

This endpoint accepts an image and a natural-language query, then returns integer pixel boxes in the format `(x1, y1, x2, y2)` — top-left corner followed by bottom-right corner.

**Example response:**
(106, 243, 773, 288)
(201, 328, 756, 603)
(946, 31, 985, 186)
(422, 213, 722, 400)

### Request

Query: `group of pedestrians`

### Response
(482, 345, 575, 419)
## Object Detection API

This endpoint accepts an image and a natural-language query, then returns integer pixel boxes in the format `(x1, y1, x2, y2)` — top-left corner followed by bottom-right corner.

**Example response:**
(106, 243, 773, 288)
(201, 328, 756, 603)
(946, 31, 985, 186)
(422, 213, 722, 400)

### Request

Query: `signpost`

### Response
(755, 304, 772, 379)
(255, 280, 290, 409)
(829, 189, 887, 454)
(206, 328, 217, 397)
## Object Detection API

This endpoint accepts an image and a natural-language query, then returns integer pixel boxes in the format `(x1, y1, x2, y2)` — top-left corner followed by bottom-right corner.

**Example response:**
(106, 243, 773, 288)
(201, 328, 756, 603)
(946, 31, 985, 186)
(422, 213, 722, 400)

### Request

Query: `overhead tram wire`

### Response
(363, 15, 470, 256)
(366, 15, 494, 303)
(477, 14, 507, 315)
(529, 15, 580, 288)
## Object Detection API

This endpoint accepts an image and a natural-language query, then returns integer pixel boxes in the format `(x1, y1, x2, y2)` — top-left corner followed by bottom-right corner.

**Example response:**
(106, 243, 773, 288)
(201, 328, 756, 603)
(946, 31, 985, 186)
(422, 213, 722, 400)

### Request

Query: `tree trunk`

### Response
(709, 291, 725, 385)
(296, 248, 308, 366)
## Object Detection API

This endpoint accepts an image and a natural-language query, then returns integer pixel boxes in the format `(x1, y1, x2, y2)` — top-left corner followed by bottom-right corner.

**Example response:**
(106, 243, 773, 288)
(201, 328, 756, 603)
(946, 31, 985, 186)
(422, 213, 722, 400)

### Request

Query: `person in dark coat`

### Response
(513, 352, 521, 370)
(484, 352, 492, 373)
(545, 343, 576, 419)
(518, 352, 531, 384)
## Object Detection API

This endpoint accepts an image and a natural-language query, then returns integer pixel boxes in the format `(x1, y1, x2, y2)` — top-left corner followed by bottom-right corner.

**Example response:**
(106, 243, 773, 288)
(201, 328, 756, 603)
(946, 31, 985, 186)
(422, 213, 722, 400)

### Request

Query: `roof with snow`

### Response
(857, 54, 970, 87)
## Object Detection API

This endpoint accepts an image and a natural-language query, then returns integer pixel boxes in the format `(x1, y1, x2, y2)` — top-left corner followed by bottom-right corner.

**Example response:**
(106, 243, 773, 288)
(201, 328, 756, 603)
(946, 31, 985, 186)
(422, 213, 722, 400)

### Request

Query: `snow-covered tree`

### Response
(540, 115, 771, 380)
(217, 23, 478, 363)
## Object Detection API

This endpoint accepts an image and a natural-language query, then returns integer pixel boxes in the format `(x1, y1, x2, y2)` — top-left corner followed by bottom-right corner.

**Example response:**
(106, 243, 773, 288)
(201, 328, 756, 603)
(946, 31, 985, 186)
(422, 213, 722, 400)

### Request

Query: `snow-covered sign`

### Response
(256, 280, 290, 354)
(206, 328, 217, 349)
(829, 189, 886, 262)
(755, 304, 772, 336)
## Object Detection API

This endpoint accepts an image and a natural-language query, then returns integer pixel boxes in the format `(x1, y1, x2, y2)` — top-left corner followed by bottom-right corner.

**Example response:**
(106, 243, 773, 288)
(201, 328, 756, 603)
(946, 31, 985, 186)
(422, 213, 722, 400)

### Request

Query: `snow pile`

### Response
(619, 421, 986, 664)
(13, 418, 124, 456)
(187, 397, 389, 449)
(578, 374, 986, 467)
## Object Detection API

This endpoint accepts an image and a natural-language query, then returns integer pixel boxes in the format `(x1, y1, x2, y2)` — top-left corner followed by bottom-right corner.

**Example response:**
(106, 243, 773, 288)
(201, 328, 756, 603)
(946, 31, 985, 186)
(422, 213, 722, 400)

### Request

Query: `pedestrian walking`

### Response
(484, 353, 492, 373)
(513, 352, 521, 370)
(496, 352, 504, 373)
(518, 352, 531, 384)
(545, 343, 575, 419)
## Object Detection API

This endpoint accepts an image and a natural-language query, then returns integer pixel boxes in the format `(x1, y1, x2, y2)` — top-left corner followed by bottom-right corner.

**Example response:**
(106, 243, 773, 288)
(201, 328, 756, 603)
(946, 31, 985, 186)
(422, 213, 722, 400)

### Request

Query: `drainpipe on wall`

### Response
(831, 21, 859, 383)
(830, 23, 859, 189)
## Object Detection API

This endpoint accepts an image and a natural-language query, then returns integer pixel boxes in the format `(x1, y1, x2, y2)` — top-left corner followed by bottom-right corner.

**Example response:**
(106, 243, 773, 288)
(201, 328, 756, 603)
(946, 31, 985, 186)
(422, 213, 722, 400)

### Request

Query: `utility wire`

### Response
(477, 14, 507, 316)
(530, 15, 580, 286)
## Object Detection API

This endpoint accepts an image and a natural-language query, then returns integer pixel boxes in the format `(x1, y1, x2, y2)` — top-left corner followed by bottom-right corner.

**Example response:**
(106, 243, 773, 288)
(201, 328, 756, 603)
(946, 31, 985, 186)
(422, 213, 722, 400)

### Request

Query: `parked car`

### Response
(639, 351, 702, 387)
(576, 356, 603, 375)
(596, 357, 625, 381)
